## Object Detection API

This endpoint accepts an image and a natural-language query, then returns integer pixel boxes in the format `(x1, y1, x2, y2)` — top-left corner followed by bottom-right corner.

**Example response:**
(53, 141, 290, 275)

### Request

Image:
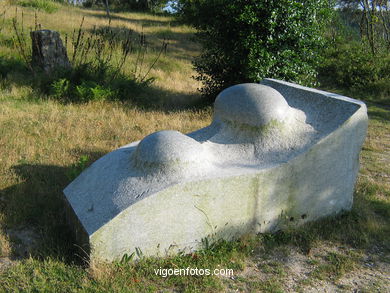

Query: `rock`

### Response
(31, 30, 71, 73)
(63, 79, 368, 263)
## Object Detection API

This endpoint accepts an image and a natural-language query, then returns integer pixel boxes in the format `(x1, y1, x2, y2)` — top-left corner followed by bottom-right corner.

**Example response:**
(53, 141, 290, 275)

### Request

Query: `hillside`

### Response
(0, 1, 389, 292)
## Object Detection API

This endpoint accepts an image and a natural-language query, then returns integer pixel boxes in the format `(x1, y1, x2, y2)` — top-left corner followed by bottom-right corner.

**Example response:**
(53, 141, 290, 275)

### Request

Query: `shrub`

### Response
(178, 0, 332, 101)
(46, 60, 129, 102)
(319, 43, 379, 89)
(317, 4, 390, 106)
(318, 40, 390, 106)
(49, 63, 138, 103)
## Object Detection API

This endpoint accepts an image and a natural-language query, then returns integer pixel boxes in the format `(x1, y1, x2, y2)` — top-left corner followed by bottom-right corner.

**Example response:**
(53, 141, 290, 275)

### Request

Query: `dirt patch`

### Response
(234, 244, 390, 292)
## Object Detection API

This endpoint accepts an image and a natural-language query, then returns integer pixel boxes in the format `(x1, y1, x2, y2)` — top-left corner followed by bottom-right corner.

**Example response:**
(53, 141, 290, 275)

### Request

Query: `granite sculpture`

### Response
(64, 79, 368, 262)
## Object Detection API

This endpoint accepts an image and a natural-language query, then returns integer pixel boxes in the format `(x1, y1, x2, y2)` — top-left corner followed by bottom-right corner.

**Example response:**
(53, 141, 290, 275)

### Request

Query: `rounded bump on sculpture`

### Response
(214, 83, 291, 127)
(133, 130, 206, 170)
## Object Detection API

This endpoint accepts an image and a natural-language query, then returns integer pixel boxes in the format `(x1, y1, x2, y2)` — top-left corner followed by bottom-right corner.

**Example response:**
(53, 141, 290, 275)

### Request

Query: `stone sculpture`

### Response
(64, 79, 368, 262)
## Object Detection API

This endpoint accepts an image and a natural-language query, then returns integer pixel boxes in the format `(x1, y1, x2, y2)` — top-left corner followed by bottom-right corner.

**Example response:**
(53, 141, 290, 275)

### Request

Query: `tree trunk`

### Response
(362, 0, 376, 55)
(103, 0, 111, 20)
(31, 30, 71, 74)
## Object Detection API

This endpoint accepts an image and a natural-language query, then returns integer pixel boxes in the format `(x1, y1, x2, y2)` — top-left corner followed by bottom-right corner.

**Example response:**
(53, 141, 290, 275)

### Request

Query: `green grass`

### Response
(0, 2, 389, 292)
(1, 258, 87, 292)
(17, 0, 60, 13)
(311, 251, 359, 281)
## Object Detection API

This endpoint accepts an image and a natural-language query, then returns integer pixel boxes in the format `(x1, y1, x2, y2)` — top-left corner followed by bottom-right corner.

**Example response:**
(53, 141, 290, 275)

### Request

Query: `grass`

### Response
(17, 0, 60, 14)
(0, 1, 389, 292)
(0, 0, 201, 106)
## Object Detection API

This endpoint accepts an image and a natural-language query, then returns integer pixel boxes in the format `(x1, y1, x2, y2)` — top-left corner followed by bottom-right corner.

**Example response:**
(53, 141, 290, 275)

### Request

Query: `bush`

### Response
(317, 5, 390, 106)
(319, 42, 390, 92)
(48, 62, 141, 103)
(178, 0, 332, 101)
(319, 43, 379, 89)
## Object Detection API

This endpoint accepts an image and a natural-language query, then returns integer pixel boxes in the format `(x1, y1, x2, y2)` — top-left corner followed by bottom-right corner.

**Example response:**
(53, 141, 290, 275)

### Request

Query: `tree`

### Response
(177, 0, 332, 100)
(103, 0, 111, 19)
(337, 0, 390, 54)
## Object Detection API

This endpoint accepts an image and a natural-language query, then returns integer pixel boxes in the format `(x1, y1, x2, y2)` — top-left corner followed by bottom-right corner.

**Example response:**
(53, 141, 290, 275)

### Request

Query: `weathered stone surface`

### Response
(214, 83, 290, 127)
(133, 130, 208, 170)
(64, 79, 368, 263)
(31, 30, 71, 73)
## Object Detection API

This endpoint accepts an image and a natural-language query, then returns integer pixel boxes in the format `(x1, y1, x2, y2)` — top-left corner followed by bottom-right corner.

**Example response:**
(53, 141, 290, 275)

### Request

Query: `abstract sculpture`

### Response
(64, 79, 368, 262)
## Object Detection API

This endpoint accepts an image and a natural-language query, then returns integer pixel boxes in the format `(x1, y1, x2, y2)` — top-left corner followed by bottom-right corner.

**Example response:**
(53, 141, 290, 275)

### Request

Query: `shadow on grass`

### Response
(0, 149, 106, 264)
(0, 55, 206, 111)
(0, 55, 31, 82)
(0, 50, 209, 112)
(86, 23, 199, 63)
(87, 11, 175, 27)
(131, 84, 207, 112)
(367, 105, 390, 123)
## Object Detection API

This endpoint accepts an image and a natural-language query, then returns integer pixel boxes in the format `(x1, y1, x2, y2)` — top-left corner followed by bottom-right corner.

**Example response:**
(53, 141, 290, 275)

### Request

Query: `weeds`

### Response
(8, 12, 168, 103)
(11, 14, 33, 72)
(66, 155, 90, 180)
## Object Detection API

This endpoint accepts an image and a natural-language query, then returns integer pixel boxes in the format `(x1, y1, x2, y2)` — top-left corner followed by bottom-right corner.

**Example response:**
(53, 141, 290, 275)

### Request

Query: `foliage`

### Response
(319, 43, 390, 105)
(326, 7, 361, 43)
(337, 0, 390, 55)
(47, 63, 141, 103)
(177, 0, 332, 101)
(9, 15, 166, 103)
(319, 42, 379, 89)
(319, 4, 390, 105)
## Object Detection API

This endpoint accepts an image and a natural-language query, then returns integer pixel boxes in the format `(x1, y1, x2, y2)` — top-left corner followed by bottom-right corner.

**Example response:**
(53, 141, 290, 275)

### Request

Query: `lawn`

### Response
(0, 1, 389, 292)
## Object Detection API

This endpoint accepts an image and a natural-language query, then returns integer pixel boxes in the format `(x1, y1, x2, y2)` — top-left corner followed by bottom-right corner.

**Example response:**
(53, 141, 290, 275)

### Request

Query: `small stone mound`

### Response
(214, 83, 291, 128)
(133, 130, 207, 171)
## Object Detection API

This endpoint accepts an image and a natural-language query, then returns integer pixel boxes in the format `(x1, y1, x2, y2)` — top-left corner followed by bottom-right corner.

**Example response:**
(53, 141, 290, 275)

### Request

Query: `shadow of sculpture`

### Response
(0, 149, 106, 264)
